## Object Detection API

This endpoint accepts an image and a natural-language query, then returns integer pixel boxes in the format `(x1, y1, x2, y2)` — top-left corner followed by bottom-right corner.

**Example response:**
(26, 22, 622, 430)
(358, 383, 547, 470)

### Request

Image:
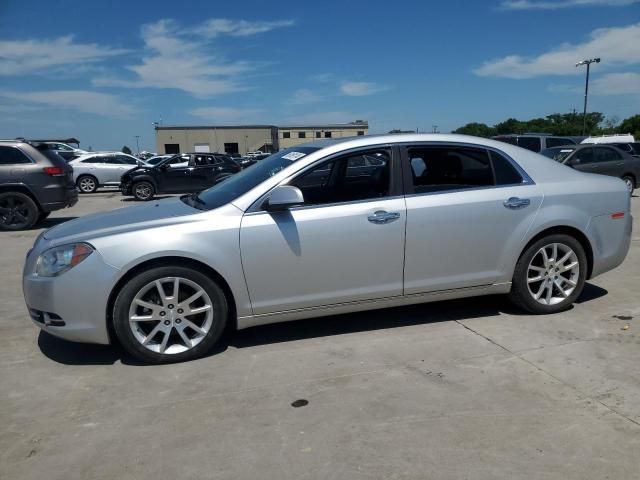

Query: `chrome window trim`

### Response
(243, 194, 406, 217)
(245, 143, 397, 214)
(403, 182, 537, 200)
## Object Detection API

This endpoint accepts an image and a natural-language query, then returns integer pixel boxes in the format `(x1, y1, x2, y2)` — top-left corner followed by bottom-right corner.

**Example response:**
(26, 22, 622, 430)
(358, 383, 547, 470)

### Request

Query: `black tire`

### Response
(77, 175, 98, 194)
(621, 175, 635, 196)
(509, 234, 587, 314)
(112, 265, 229, 364)
(37, 211, 51, 223)
(0, 192, 39, 231)
(132, 181, 155, 201)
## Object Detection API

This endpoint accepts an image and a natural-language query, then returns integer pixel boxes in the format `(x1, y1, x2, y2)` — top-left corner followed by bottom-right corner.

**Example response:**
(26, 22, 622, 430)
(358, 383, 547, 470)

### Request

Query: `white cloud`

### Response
(288, 89, 322, 105)
(96, 18, 290, 97)
(340, 81, 386, 96)
(474, 22, 640, 78)
(591, 72, 640, 94)
(189, 106, 263, 123)
(501, 0, 638, 9)
(0, 90, 134, 116)
(0, 36, 127, 76)
(192, 19, 294, 38)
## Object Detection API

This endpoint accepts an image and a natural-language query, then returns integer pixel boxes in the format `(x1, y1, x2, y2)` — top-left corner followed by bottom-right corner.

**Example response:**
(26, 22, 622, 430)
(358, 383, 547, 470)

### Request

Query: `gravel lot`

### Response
(2, 190, 639, 479)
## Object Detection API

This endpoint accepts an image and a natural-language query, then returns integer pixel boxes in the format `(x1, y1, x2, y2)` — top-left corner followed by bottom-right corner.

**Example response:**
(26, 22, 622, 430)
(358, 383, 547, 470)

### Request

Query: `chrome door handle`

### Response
(368, 210, 400, 224)
(503, 197, 530, 209)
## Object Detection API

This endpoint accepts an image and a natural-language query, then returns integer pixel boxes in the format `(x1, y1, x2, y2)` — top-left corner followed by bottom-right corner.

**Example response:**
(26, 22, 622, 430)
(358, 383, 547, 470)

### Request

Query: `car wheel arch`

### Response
(518, 225, 594, 280)
(0, 184, 42, 210)
(105, 255, 238, 345)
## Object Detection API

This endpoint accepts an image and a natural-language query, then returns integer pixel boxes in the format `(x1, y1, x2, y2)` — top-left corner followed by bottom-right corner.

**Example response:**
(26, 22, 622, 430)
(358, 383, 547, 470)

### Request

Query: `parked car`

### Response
(42, 142, 88, 161)
(540, 144, 640, 194)
(145, 155, 173, 166)
(23, 134, 631, 363)
(238, 153, 271, 169)
(493, 134, 577, 152)
(610, 142, 640, 158)
(245, 151, 265, 158)
(120, 153, 241, 201)
(581, 134, 635, 144)
(70, 153, 145, 193)
(0, 140, 77, 230)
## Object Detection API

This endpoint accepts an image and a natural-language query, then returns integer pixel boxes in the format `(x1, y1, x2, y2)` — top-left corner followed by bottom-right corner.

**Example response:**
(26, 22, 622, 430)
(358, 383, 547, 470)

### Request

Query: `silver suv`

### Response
(0, 141, 77, 230)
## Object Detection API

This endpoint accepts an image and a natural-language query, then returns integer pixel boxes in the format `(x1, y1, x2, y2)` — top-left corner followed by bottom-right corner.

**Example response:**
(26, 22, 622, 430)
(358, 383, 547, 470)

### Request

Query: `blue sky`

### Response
(0, 0, 638, 151)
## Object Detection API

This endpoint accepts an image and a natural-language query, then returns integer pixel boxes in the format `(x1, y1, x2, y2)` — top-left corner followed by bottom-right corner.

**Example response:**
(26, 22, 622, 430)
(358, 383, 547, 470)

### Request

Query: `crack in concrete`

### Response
(454, 320, 640, 429)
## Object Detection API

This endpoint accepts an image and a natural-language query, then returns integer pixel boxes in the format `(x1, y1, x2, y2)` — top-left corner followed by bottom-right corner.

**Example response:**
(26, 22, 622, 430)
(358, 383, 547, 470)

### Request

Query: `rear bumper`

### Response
(588, 212, 632, 278)
(40, 185, 78, 212)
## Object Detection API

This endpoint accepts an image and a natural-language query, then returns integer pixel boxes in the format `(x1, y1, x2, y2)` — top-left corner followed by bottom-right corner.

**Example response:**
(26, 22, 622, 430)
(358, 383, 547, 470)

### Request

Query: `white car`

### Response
(70, 153, 144, 193)
(44, 142, 88, 161)
(246, 151, 264, 158)
(581, 134, 635, 144)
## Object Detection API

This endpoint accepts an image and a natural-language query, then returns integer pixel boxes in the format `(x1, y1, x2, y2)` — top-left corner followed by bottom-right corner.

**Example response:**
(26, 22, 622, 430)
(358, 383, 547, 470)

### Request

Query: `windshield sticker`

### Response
(282, 151, 307, 161)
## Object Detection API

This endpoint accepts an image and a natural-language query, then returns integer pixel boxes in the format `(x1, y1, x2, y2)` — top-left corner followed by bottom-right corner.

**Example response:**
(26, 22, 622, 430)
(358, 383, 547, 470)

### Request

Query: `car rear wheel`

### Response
(622, 175, 634, 195)
(0, 192, 39, 231)
(509, 234, 587, 314)
(133, 181, 154, 201)
(77, 175, 98, 194)
(113, 266, 228, 363)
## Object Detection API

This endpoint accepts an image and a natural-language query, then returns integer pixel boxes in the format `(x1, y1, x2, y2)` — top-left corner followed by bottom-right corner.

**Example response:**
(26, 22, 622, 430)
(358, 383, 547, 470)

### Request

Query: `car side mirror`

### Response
(265, 186, 305, 211)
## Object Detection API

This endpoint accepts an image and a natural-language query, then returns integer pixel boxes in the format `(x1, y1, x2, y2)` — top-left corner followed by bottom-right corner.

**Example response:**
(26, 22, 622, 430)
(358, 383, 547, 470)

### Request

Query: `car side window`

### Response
(290, 149, 391, 206)
(408, 146, 493, 194)
(573, 148, 594, 164)
(490, 151, 523, 185)
(0, 146, 32, 165)
(118, 155, 137, 165)
(194, 155, 209, 166)
(595, 147, 622, 162)
(546, 137, 574, 148)
(517, 137, 541, 152)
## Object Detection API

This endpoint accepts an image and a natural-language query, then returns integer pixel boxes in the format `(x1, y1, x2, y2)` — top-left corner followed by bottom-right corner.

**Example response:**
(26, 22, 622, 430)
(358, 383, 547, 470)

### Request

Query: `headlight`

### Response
(36, 243, 94, 277)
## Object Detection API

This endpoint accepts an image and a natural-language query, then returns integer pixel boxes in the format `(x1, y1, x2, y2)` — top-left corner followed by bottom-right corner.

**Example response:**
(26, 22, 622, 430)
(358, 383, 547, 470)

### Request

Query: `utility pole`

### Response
(575, 58, 600, 136)
(134, 135, 140, 155)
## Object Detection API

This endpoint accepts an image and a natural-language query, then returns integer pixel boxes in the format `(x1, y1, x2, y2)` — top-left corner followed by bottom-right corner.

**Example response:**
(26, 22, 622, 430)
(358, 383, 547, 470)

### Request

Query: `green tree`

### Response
(494, 118, 524, 135)
(452, 122, 495, 138)
(618, 114, 640, 139)
(122, 145, 132, 154)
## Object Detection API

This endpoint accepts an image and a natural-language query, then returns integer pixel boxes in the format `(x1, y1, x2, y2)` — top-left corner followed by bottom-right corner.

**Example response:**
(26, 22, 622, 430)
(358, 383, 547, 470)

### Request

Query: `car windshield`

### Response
(540, 147, 575, 162)
(147, 156, 168, 165)
(183, 146, 320, 210)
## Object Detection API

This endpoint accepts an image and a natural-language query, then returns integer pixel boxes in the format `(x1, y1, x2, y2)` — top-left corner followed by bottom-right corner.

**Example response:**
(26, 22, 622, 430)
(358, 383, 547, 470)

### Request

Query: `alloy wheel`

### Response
(128, 277, 214, 354)
(526, 242, 579, 306)
(78, 176, 97, 193)
(134, 182, 153, 200)
(0, 195, 33, 229)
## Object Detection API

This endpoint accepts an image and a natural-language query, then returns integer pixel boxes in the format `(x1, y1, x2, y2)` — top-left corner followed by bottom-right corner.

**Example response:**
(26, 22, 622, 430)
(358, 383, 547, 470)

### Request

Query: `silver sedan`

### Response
(23, 134, 631, 363)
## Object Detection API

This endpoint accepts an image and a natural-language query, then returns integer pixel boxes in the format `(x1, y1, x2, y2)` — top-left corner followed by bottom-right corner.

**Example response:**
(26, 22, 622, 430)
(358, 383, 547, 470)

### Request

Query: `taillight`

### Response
(43, 167, 65, 176)
(611, 212, 625, 219)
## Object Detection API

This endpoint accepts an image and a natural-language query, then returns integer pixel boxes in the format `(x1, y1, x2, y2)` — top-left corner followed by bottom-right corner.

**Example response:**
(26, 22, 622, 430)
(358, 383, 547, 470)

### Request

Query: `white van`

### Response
(581, 134, 635, 144)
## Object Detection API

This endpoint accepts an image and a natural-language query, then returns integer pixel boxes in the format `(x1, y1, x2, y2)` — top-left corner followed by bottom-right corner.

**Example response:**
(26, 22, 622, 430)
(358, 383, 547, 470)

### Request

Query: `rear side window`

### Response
(490, 151, 523, 185)
(408, 146, 493, 194)
(595, 147, 622, 162)
(546, 137, 575, 148)
(573, 148, 595, 164)
(0, 146, 32, 165)
(517, 137, 541, 152)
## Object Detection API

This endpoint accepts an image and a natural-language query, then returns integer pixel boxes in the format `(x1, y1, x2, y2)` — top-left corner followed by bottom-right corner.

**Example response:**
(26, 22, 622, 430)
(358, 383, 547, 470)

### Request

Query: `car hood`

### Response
(123, 165, 154, 176)
(43, 197, 202, 244)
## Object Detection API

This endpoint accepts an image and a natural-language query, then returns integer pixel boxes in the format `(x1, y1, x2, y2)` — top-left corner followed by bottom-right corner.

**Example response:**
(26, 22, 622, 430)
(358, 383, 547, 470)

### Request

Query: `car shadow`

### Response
(39, 217, 78, 228)
(120, 196, 173, 202)
(37, 283, 608, 366)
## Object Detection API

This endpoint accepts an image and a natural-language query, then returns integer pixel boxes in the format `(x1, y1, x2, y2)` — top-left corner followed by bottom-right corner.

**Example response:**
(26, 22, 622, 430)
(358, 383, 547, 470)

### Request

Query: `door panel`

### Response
(240, 198, 406, 315)
(404, 185, 543, 294)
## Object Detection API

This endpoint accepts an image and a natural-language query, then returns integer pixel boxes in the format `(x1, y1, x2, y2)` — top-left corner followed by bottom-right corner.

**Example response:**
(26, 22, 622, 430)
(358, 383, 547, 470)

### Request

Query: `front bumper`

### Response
(22, 247, 120, 345)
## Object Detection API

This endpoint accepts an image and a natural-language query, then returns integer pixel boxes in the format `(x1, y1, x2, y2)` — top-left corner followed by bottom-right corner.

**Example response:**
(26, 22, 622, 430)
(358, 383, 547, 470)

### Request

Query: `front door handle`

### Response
(503, 197, 530, 210)
(368, 210, 400, 224)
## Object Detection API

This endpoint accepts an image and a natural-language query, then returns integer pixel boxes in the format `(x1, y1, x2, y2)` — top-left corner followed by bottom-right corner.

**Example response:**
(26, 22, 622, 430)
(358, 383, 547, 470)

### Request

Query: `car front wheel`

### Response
(132, 181, 155, 201)
(509, 234, 587, 314)
(112, 266, 229, 363)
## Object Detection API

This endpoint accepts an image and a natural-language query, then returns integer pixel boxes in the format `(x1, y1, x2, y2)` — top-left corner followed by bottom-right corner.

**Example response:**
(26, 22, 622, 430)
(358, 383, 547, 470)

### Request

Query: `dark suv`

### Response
(0, 141, 77, 230)
(120, 153, 241, 201)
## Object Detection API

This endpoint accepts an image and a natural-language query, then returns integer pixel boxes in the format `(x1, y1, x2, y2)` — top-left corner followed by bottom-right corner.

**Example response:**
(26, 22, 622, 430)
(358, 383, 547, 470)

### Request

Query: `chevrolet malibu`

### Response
(23, 134, 632, 363)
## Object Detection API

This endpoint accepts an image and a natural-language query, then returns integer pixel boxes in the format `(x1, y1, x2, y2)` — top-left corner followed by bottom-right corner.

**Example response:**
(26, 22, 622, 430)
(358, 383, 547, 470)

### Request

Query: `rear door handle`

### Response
(368, 210, 400, 224)
(503, 197, 530, 210)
